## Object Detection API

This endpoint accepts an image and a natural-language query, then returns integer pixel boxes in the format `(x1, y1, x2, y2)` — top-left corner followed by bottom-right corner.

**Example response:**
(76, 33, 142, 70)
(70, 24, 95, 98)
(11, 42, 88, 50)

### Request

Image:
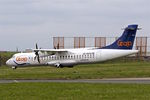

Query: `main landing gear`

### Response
(55, 63, 63, 68)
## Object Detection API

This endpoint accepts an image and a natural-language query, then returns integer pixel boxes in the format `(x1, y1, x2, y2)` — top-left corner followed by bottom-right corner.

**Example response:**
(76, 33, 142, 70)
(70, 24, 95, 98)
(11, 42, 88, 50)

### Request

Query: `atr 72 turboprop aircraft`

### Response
(6, 24, 139, 69)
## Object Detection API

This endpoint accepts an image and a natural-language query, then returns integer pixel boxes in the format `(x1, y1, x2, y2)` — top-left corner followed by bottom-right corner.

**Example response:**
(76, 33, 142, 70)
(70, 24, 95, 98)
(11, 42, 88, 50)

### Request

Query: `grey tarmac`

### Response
(1, 78, 150, 84)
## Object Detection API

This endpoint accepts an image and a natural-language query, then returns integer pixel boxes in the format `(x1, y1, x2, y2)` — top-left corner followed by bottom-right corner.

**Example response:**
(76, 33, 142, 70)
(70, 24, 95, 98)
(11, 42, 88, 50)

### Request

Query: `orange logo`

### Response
(16, 57, 27, 62)
(117, 40, 132, 47)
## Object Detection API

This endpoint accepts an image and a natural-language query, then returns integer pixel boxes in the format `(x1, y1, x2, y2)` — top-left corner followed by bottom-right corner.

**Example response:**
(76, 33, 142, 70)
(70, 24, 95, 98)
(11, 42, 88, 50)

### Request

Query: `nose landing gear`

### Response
(12, 66, 17, 69)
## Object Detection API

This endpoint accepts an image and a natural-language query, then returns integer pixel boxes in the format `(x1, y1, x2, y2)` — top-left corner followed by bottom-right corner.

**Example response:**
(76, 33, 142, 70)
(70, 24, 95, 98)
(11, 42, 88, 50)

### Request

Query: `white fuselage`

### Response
(6, 48, 138, 68)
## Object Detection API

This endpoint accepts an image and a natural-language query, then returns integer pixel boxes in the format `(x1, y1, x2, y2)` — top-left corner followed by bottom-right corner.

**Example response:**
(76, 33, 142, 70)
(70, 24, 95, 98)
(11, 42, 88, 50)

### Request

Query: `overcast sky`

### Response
(0, 0, 150, 51)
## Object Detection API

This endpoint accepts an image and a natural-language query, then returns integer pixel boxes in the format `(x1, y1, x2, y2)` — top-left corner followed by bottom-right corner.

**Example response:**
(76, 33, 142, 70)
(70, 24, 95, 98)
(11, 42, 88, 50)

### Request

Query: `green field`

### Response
(0, 52, 150, 100)
(0, 82, 150, 100)
(0, 61, 150, 79)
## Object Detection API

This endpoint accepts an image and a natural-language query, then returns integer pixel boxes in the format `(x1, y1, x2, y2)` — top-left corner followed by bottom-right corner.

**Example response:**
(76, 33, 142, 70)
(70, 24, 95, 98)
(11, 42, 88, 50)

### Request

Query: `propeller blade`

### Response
(37, 54, 40, 63)
(34, 43, 40, 63)
(36, 43, 38, 49)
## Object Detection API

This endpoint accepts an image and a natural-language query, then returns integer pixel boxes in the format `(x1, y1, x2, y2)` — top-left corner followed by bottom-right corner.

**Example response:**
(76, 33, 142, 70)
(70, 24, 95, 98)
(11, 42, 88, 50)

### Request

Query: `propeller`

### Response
(34, 43, 40, 63)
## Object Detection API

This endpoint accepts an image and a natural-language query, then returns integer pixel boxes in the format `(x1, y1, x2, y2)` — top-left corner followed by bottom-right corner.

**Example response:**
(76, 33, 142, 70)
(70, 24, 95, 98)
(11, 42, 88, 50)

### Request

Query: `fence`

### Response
(53, 37, 150, 57)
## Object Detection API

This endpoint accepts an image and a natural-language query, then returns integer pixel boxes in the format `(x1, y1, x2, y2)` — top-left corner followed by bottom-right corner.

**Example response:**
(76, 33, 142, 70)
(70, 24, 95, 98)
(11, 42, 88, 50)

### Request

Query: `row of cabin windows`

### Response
(32, 53, 95, 61)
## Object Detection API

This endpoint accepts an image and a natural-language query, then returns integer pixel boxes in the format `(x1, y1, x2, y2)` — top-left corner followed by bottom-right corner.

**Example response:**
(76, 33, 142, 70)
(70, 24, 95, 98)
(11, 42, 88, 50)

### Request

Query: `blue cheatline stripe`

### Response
(13, 60, 30, 66)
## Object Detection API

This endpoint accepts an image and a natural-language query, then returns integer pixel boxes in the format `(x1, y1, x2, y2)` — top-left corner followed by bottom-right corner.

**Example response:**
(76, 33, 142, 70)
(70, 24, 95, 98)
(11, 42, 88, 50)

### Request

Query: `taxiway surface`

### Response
(1, 78, 150, 84)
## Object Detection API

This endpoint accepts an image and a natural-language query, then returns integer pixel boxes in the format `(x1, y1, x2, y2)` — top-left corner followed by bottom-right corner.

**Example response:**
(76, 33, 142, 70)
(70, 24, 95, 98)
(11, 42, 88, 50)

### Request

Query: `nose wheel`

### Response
(12, 66, 17, 69)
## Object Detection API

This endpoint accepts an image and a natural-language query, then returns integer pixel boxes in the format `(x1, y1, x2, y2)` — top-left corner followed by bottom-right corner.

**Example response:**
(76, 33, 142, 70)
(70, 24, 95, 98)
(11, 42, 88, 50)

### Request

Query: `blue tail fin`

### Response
(102, 24, 138, 49)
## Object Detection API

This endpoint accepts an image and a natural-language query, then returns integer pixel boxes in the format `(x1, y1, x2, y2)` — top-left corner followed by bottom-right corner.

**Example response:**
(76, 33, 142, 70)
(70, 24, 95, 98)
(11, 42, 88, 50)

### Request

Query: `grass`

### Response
(0, 51, 16, 65)
(0, 53, 150, 100)
(0, 82, 150, 100)
(0, 51, 16, 57)
(0, 61, 150, 79)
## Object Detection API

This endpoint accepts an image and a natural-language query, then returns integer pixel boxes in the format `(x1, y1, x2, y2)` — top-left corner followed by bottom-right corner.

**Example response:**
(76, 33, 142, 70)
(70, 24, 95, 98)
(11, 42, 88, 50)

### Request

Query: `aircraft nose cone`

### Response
(6, 60, 10, 65)
(6, 59, 12, 66)
(6, 59, 16, 66)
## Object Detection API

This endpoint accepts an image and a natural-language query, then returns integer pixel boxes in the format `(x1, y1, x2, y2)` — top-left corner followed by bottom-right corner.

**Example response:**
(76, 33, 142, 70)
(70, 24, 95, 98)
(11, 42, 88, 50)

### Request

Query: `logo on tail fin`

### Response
(101, 24, 138, 49)
(117, 40, 132, 47)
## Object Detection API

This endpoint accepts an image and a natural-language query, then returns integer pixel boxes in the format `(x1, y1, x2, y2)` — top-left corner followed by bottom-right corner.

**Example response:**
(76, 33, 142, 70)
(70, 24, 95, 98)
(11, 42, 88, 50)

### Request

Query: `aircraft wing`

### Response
(33, 49, 68, 55)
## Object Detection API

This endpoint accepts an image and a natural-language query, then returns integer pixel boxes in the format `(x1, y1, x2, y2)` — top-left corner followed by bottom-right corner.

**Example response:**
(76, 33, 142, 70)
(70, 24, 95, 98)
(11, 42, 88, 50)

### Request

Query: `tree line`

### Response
(0, 52, 16, 66)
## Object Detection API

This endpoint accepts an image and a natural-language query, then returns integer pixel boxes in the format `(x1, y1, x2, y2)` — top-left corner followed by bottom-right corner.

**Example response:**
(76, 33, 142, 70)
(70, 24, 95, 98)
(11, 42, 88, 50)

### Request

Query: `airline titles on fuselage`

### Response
(16, 52, 95, 63)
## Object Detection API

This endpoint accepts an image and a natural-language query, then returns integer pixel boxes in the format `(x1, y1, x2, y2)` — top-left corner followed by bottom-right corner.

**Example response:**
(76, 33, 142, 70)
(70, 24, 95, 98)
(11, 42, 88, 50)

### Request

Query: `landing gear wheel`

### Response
(55, 63, 60, 68)
(57, 65, 63, 68)
(12, 66, 17, 70)
(55, 63, 63, 68)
